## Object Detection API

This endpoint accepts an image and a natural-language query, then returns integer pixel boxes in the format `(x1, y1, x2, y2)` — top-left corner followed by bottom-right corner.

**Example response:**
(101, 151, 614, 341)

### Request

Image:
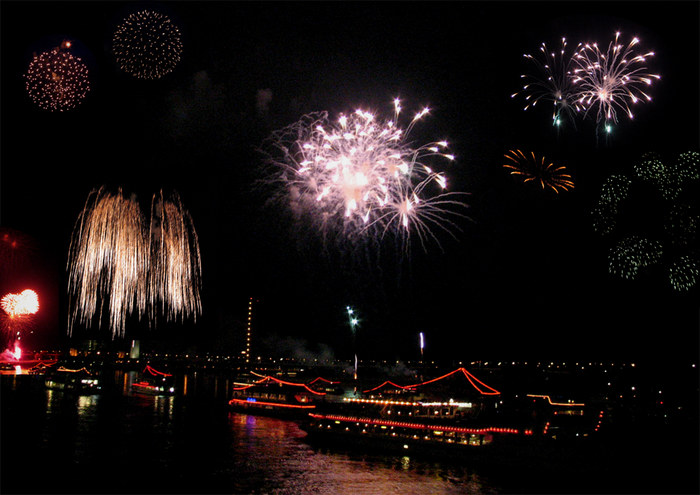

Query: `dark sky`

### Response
(1, 1, 698, 363)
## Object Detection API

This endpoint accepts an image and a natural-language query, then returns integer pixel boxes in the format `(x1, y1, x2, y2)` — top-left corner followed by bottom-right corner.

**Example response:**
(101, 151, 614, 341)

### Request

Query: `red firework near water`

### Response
(1, 289, 39, 338)
(1, 290, 39, 364)
(1, 289, 39, 318)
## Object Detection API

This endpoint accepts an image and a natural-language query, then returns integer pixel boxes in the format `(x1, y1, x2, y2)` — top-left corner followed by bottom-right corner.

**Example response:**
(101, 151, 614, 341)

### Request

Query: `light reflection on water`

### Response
(3, 373, 495, 494)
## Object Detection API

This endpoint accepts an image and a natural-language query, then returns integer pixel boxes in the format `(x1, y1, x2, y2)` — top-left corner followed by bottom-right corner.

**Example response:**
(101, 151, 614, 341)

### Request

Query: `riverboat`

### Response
(130, 365, 175, 396)
(44, 365, 102, 393)
(302, 367, 598, 458)
(229, 373, 327, 418)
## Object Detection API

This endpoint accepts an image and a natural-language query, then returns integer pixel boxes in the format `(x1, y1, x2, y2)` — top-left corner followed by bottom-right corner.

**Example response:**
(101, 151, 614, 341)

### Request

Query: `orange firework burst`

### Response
(503, 150, 574, 193)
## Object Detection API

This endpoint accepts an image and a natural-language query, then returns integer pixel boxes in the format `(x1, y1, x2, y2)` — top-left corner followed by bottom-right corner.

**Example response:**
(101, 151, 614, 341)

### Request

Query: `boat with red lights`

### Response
(229, 372, 328, 418)
(303, 367, 548, 457)
(130, 365, 175, 396)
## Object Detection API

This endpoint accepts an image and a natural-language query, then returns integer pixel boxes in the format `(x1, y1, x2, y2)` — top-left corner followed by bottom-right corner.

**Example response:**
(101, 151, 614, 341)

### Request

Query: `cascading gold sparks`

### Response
(67, 189, 148, 338)
(67, 188, 201, 338)
(148, 191, 202, 325)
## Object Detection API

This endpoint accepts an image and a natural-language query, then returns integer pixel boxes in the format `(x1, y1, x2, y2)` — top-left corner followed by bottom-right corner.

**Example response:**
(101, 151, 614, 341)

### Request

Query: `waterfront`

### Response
(2, 364, 698, 494)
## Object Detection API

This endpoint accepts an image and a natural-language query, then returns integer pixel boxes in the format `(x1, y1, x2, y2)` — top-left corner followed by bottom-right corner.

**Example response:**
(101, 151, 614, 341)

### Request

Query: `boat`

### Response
(130, 365, 175, 396)
(302, 367, 597, 458)
(44, 365, 102, 393)
(229, 373, 327, 418)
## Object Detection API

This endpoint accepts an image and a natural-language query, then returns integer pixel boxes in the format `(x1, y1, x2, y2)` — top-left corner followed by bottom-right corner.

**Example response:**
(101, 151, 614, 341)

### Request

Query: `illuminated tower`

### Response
(245, 297, 255, 366)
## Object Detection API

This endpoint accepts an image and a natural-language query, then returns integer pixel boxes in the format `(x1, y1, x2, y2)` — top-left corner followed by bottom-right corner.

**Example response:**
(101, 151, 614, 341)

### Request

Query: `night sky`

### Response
(1, 1, 698, 363)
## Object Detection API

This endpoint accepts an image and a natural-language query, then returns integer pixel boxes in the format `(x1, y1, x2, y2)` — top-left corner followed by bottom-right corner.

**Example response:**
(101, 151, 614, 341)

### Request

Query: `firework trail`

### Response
(262, 98, 469, 252)
(113, 10, 183, 80)
(503, 149, 574, 193)
(572, 32, 660, 128)
(24, 40, 90, 112)
(67, 188, 148, 338)
(148, 191, 202, 325)
(512, 37, 583, 127)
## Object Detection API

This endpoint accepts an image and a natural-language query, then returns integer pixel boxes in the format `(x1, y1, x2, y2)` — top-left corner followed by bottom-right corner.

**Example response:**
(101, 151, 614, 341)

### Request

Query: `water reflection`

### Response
(226, 412, 488, 494)
(4, 373, 495, 494)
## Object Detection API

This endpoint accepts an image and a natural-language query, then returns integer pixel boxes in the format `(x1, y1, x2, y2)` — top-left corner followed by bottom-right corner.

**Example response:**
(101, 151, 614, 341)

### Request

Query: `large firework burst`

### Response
(502, 149, 574, 193)
(113, 10, 183, 80)
(512, 37, 583, 127)
(261, 99, 469, 253)
(572, 32, 660, 127)
(24, 41, 90, 111)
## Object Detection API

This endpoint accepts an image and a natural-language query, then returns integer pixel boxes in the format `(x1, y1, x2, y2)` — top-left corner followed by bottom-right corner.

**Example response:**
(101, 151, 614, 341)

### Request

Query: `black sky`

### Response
(1, 1, 698, 363)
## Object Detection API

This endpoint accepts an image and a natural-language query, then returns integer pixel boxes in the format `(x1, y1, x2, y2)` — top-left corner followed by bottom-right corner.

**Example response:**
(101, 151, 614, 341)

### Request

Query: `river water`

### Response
(0, 371, 691, 494)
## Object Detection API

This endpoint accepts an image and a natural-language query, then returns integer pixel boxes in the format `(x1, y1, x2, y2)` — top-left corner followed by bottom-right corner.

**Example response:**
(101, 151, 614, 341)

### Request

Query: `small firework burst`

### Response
(1, 290, 39, 318)
(502, 149, 574, 193)
(113, 10, 183, 79)
(572, 32, 660, 127)
(24, 41, 90, 111)
(592, 174, 632, 236)
(668, 256, 699, 292)
(665, 204, 698, 247)
(608, 236, 663, 280)
(261, 98, 469, 253)
(512, 37, 583, 127)
(1, 289, 39, 339)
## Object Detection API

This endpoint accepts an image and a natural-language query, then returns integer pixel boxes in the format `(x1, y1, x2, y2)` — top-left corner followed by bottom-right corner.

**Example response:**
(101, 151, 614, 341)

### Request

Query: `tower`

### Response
(245, 297, 255, 366)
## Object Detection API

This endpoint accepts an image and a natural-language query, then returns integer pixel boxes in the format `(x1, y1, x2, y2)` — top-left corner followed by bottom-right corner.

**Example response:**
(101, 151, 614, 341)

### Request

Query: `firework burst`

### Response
(669, 256, 699, 292)
(593, 151, 699, 292)
(148, 191, 202, 325)
(1, 289, 39, 342)
(572, 32, 660, 127)
(262, 99, 469, 252)
(1, 290, 39, 318)
(113, 10, 183, 80)
(24, 41, 90, 111)
(67, 188, 148, 337)
(503, 149, 574, 193)
(608, 236, 663, 280)
(67, 188, 202, 338)
(512, 37, 583, 127)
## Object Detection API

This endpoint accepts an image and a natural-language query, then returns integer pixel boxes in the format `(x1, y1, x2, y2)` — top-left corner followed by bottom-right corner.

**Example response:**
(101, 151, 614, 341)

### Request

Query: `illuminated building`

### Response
(244, 297, 258, 366)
